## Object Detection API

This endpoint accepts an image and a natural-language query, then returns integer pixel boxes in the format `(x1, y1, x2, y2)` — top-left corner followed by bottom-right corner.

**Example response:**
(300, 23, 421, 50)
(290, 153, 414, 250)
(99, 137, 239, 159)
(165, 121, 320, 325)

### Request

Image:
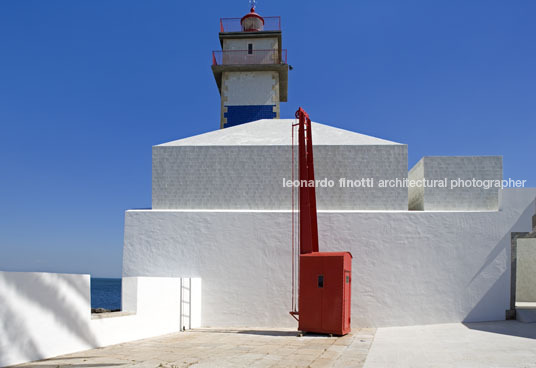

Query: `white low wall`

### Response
(0, 273, 201, 367)
(123, 189, 536, 329)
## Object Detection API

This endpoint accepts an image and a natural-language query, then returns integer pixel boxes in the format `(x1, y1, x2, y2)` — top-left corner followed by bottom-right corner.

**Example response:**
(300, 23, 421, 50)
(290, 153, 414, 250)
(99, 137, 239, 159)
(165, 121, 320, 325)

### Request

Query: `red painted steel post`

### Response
(296, 108, 319, 255)
(297, 110, 309, 253)
(305, 114, 319, 253)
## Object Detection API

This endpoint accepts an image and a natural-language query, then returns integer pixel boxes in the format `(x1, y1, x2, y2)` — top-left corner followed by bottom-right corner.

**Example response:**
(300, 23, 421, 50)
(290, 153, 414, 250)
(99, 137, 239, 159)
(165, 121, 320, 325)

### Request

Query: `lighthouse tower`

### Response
(212, 6, 288, 129)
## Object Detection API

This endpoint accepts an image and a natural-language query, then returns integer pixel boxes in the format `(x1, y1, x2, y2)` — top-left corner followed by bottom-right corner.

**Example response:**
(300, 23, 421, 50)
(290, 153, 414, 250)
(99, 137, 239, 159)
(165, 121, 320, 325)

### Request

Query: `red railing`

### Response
(212, 49, 287, 66)
(220, 17, 281, 32)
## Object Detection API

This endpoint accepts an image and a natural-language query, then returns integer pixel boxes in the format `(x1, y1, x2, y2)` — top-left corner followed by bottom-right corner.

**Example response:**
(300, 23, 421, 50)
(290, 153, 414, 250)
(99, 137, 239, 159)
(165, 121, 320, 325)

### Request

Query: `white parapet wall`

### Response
(0, 273, 201, 367)
(408, 156, 503, 211)
(123, 189, 536, 329)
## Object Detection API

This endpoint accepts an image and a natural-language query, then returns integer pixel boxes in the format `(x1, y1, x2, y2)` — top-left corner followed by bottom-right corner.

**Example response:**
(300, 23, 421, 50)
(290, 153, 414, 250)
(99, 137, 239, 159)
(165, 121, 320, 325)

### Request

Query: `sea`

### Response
(91, 278, 122, 311)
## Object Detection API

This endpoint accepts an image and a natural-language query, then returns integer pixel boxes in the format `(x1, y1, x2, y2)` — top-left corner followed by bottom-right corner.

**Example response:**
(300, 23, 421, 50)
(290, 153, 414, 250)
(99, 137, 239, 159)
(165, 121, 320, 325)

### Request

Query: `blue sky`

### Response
(0, 1, 534, 277)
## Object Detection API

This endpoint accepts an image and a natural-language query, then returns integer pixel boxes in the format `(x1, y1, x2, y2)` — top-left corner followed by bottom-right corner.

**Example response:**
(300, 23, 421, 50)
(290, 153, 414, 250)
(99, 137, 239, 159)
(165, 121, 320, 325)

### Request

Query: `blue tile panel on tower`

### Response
(224, 105, 276, 128)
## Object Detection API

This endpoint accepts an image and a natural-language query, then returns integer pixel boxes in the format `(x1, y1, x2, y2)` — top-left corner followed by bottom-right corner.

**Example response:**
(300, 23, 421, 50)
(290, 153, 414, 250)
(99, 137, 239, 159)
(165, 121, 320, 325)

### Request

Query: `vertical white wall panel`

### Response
(516, 238, 536, 302)
(223, 71, 278, 106)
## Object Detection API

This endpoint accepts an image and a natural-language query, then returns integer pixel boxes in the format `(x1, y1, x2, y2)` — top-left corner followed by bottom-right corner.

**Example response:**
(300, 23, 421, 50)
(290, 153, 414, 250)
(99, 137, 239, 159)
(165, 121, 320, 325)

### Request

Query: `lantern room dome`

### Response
(241, 7, 264, 32)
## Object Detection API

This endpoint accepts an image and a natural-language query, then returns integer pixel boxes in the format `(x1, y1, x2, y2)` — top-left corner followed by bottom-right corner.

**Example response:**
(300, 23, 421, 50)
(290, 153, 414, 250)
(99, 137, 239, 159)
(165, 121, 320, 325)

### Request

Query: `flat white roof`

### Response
(157, 119, 403, 146)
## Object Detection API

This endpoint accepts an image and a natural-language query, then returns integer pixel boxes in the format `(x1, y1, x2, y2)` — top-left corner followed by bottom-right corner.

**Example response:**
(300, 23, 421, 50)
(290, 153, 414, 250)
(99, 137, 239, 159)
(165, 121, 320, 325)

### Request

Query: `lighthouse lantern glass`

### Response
(241, 17, 264, 32)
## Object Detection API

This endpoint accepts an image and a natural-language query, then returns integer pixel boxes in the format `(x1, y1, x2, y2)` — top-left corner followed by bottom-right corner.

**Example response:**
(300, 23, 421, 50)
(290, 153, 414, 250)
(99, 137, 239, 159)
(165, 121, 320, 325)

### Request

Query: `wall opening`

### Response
(510, 227, 536, 322)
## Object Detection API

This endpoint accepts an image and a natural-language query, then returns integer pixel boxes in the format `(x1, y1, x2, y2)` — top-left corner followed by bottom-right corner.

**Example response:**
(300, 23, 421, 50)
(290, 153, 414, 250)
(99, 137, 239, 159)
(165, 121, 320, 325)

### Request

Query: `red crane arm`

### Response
(296, 107, 319, 254)
(290, 108, 352, 335)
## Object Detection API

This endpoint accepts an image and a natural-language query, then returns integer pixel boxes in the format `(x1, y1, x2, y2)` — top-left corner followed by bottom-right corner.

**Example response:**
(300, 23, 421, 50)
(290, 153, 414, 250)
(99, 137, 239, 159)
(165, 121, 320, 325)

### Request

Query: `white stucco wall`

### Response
(516, 238, 536, 302)
(223, 37, 278, 51)
(222, 71, 278, 106)
(124, 189, 536, 328)
(0, 273, 201, 367)
(152, 120, 408, 211)
(408, 156, 502, 211)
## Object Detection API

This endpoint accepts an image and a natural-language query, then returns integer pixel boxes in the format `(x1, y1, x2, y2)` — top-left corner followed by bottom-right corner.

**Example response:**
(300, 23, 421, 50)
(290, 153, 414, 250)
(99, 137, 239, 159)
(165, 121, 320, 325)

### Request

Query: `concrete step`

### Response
(517, 308, 536, 323)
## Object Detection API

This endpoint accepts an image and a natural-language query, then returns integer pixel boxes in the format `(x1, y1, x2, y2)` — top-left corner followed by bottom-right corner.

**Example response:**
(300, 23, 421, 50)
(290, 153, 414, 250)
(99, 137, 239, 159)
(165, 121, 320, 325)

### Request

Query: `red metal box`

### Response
(298, 252, 352, 335)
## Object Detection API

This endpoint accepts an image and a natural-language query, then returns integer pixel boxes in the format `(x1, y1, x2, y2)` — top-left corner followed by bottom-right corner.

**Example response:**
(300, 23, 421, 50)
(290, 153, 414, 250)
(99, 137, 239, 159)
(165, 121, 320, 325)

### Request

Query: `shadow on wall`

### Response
(463, 198, 536, 327)
(0, 300, 45, 364)
(0, 272, 100, 365)
(467, 231, 510, 287)
(464, 271, 508, 323)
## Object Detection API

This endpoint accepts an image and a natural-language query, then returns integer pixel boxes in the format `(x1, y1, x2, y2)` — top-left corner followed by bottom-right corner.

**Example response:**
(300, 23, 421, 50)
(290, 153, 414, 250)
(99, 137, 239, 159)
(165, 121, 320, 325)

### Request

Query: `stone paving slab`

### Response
(13, 328, 376, 368)
(364, 321, 536, 368)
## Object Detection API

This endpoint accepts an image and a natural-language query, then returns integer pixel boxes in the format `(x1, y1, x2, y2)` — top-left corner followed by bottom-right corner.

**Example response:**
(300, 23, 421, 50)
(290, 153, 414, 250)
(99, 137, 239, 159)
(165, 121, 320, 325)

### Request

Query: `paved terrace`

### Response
(12, 328, 375, 368)
(12, 321, 536, 368)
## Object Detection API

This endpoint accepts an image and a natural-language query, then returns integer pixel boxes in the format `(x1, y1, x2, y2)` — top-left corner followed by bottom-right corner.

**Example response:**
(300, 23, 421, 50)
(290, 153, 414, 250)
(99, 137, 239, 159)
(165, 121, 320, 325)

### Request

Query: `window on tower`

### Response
(248, 43, 253, 55)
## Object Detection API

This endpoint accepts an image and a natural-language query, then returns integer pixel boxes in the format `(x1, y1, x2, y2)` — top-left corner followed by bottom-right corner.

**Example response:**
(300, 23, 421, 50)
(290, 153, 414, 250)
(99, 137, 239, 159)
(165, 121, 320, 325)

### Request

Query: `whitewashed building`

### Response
(124, 118, 536, 328)
(2, 6, 536, 367)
